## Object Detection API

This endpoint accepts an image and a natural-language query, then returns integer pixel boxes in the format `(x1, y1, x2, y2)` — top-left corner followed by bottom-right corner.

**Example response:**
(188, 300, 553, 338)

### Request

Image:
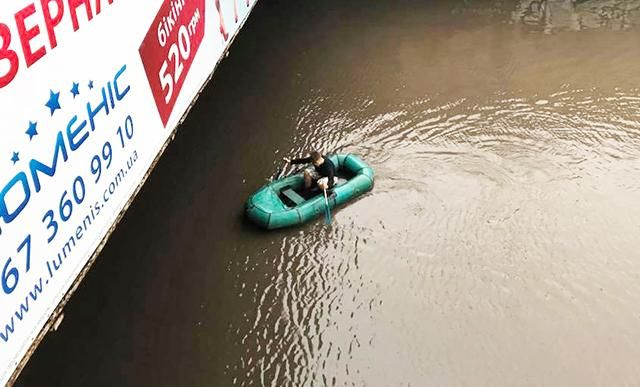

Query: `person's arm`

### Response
(289, 157, 312, 165)
(327, 162, 336, 189)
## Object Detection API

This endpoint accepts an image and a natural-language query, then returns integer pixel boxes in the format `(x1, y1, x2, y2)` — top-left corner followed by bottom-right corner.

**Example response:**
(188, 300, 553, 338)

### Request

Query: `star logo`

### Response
(45, 90, 61, 116)
(10, 152, 19, 165)
(25, 121, 38, 140)
(88, 80, 94, 90)
(70, 82, 80, 98)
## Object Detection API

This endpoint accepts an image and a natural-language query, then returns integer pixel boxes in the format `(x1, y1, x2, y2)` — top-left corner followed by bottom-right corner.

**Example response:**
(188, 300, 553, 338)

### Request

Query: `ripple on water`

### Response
(232, 87, 640, 386)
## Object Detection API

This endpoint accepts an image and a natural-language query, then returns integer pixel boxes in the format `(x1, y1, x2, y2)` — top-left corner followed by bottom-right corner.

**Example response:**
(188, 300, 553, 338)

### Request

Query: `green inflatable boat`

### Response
(245, 154, 374, 229)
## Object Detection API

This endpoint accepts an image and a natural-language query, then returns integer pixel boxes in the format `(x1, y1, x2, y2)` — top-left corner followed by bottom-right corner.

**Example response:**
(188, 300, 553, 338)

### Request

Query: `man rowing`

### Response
(284, 151, 337, 192)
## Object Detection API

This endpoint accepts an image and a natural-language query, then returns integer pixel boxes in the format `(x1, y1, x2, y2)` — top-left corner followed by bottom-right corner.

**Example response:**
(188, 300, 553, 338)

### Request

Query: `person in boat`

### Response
(284, 151, 336, 192)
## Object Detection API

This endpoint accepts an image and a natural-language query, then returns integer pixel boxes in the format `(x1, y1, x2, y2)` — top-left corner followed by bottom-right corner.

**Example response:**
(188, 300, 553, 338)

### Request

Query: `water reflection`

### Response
(514, 0, 640, 31)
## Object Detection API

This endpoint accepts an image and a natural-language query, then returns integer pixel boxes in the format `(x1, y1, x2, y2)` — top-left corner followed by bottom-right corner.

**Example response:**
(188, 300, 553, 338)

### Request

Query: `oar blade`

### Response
(324, 206, 332, 225)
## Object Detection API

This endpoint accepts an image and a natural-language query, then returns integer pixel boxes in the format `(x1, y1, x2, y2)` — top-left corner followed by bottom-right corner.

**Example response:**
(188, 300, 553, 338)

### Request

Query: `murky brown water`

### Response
(16, 1, 640, 386)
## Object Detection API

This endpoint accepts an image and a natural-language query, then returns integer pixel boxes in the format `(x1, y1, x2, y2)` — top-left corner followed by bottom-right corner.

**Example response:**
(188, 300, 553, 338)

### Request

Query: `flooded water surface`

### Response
(17, 1, 640, 386)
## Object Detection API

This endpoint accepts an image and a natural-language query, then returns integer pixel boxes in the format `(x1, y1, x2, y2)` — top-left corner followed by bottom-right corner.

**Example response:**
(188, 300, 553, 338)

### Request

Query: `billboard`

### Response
(0, 0, 257, 384)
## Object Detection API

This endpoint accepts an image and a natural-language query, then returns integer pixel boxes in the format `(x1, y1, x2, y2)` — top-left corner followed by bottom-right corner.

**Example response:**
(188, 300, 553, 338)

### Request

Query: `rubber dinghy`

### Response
(245, 154, 374, 230)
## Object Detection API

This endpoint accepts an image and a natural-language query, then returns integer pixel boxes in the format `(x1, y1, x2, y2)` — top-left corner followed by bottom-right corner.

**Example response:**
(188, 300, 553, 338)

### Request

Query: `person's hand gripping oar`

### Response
(271, 157, 294, 182)
(275, 157, 291, 180)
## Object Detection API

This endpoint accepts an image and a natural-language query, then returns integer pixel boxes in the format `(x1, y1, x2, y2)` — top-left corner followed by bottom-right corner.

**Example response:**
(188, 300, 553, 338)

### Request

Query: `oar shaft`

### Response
(323, 188, 332, 224)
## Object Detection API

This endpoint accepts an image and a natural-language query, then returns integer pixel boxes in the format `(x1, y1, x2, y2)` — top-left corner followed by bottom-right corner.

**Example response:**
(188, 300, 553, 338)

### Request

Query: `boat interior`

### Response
(279, 172, 352, 208)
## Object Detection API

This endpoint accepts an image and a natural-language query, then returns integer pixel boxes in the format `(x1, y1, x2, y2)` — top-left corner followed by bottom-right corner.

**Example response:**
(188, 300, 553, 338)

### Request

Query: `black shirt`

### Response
(291, 156, 336, 188)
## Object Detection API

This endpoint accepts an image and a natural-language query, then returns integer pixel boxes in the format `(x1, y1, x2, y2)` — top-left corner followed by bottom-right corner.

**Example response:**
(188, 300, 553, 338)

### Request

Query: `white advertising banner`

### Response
(0, 0, 257, 384)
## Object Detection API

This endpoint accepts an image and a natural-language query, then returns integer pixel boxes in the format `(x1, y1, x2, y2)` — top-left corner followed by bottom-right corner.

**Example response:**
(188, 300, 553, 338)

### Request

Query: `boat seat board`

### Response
(282, 188, 306, 206)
